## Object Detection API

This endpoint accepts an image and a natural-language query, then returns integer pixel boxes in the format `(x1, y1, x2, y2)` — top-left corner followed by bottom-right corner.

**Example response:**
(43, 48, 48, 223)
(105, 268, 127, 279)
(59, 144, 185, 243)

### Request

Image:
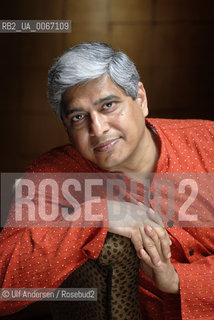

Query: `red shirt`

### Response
(0, 118, 214, 319)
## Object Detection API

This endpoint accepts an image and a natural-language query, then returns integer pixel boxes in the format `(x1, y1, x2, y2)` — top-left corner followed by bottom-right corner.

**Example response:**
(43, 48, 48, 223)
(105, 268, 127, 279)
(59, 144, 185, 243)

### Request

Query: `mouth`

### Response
(93, 138, 120, 152)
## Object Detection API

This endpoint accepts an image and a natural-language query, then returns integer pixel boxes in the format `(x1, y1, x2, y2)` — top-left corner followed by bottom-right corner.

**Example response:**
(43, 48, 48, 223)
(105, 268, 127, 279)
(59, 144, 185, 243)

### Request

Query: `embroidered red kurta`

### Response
(0, 118, 214, 319)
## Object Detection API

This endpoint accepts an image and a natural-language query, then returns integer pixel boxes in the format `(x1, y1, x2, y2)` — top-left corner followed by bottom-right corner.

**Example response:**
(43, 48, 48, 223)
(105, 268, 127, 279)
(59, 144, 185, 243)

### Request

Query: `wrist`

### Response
(170, 267, 180, 294)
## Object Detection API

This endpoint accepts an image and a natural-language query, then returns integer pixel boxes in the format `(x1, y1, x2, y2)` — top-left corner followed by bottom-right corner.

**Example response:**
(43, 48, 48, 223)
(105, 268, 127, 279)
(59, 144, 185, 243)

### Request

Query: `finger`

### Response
(135, 206, 171, 246)
(140, 247, 161, 267)
(147, 210, 172, 246)
(140, 227, 162, 266)
(145, 225, 171, 260)
(129, 228, 144, 258)
(143, 219, 172, 247)
(144, 225, 161, 251)
(153, 226, 171, 259)
(147, 208, 165, 227)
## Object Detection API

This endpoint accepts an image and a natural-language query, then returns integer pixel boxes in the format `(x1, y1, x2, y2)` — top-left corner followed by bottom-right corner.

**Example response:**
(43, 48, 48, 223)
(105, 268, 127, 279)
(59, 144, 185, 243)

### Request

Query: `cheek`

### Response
(69, 131, 90, 153)
(116, 107, 144, 133)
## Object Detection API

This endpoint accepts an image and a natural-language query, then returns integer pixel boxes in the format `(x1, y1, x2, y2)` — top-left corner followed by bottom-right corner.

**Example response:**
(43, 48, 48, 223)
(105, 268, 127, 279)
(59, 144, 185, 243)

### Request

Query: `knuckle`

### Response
(153, 258, 160, 266)
(144, 240, 155, 248)
(130, 227, 139, 237)
(157, 228, 167, 240)
(151, 232, 159, 241)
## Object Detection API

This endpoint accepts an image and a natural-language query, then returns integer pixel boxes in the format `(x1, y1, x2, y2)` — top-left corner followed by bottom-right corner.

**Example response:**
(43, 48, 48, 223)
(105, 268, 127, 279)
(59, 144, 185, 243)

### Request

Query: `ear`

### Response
(136, 82, 148, 117)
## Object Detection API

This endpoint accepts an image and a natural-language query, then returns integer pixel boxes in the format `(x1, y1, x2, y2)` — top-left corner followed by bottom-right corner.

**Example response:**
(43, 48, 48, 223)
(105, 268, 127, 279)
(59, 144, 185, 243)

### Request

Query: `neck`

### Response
(116, 125, 160, 178)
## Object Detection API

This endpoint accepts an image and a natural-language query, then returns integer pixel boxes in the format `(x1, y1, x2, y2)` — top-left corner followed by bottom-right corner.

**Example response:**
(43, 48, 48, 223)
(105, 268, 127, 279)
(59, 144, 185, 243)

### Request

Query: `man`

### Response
(0, 42, 214, 319)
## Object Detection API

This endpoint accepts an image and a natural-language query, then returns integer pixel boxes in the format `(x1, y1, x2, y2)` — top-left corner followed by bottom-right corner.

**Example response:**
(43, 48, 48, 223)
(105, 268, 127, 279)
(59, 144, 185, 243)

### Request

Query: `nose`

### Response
(89, 111, 110, 137)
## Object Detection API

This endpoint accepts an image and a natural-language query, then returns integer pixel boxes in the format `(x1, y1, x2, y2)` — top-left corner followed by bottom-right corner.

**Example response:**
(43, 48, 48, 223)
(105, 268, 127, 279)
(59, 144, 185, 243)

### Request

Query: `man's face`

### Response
(61, 76, 148, 172)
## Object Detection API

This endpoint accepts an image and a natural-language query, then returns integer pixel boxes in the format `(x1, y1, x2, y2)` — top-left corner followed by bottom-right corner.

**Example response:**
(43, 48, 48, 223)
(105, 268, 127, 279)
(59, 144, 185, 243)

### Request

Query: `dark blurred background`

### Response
(1, 0, 214, 172)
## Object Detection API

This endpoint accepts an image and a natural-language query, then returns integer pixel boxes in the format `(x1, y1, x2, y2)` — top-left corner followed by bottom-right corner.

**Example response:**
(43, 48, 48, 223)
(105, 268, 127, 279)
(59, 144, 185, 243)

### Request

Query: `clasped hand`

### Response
(107, 200, 179, 294)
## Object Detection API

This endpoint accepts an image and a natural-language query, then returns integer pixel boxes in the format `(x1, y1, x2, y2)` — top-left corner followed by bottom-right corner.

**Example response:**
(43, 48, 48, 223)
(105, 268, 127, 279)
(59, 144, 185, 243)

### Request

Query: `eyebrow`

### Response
(93, 94, 120, 106)
(64, 94, 120, 117)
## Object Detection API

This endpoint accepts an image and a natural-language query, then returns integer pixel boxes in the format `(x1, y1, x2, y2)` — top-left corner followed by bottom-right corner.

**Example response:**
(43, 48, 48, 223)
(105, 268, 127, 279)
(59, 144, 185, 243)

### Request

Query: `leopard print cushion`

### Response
(50, 232, 142, 320)
(3, 233, 142, 320)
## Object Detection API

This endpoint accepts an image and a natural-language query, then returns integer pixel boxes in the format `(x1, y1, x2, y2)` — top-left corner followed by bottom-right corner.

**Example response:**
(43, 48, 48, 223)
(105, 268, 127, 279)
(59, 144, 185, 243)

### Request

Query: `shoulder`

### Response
(147, 118, 214, 141)
(27, 144, 96, 173)
(147, 118, 214, 132)
(147, 118, 214, 171)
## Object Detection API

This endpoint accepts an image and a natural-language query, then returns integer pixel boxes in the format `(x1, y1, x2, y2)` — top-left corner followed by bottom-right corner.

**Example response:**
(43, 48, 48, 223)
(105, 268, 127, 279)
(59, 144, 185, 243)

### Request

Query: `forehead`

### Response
(62, 76, 127, 108)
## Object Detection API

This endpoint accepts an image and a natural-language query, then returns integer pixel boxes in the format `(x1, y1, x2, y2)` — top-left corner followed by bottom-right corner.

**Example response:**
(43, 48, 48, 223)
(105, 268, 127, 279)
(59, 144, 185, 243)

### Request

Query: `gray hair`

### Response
(47, 42, 140, 119)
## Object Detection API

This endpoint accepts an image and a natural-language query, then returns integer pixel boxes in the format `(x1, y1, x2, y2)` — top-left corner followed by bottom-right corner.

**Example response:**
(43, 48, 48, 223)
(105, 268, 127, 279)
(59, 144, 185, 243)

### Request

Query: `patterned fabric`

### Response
(0, 118, 214, 320)
(50, 232, 141, 320)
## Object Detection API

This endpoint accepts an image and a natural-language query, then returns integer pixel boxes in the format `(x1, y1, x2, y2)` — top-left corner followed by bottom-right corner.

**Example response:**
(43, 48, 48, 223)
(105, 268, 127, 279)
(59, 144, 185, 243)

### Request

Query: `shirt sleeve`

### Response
(172, 228, 214, 320)
(0, 172, 108, 316)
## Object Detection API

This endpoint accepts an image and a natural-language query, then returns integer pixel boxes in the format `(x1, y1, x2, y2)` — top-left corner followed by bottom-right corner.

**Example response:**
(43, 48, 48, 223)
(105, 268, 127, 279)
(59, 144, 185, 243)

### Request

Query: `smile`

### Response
(93, 138, 120, 152)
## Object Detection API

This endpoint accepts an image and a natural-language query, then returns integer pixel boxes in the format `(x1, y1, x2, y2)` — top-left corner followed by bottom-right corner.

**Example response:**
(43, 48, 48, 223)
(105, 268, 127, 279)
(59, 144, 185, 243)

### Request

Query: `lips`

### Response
(93, 138, 120, 152)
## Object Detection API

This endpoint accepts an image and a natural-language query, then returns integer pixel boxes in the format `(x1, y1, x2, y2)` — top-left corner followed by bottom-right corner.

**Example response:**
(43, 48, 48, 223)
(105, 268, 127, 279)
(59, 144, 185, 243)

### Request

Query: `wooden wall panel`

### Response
(66, 23, 109, 44)
(19, 113, 67, 157)
(65, 0, 108, 23)
(109, 0, 152, 22)
(155, 0, 214, 21)
(110, 25, 152, 68)
(0, 0, 213, 172)
(20, 34, 63, 69)
(20, 70, 50, 113)
(64, 0, 109, 45)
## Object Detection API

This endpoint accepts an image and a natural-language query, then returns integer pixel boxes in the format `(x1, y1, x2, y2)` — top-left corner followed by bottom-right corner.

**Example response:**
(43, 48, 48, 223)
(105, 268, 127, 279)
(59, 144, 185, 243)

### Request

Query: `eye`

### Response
(103, 102, 115, 110)
(71, 114, 85, 122)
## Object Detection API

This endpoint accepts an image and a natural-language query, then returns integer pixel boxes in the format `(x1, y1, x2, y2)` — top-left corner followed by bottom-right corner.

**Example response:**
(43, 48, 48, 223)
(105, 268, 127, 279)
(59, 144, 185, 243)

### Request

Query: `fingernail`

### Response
(140, 248, 146, 258)
(148, 208, 155, 216)
(156, 260, 162, 266)
(146, 225, 152, 232)
(167, 252, 171, 258)
(169, 240, 172, 245)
